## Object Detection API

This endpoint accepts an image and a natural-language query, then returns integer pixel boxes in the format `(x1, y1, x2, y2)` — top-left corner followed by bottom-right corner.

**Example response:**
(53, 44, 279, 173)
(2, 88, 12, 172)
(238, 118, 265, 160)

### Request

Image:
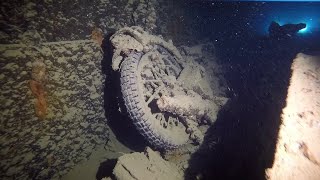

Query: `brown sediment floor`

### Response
(61, 132, 132, 180)
(266, 53, 320, 180)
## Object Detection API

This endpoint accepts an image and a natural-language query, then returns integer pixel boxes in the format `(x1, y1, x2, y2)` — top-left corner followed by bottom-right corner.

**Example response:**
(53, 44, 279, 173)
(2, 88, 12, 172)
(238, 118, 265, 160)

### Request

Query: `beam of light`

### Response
(252, 3, 320, 35)
(298, 26, 308, 33)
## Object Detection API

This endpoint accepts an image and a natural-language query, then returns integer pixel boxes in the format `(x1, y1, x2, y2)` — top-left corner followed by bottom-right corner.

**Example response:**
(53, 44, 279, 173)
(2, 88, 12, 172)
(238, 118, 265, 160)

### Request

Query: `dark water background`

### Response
(179, 1, 320, 179)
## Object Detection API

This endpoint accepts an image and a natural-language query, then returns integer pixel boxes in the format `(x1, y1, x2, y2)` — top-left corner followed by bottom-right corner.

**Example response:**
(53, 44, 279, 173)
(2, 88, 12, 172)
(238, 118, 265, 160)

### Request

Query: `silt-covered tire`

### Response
(120, 51, 189, 150)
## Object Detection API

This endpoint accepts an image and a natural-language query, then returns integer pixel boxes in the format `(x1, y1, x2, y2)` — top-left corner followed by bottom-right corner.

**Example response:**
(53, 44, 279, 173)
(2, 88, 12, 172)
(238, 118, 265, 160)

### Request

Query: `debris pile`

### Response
(105, 147, 184, 180)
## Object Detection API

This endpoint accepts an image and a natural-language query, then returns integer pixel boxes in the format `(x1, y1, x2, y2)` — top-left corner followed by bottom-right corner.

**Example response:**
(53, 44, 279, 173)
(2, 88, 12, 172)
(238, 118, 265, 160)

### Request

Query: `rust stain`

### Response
(91, 27, 104, 46)
(47, 154, 55, 166)
(29, 58, 47, 120)
(29, 79, 44, 97)
(30, 80, 47, 119)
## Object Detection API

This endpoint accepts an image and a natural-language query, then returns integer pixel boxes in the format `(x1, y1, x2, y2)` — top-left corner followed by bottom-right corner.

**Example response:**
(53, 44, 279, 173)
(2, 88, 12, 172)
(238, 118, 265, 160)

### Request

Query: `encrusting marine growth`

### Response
(110, 26, 228, 149)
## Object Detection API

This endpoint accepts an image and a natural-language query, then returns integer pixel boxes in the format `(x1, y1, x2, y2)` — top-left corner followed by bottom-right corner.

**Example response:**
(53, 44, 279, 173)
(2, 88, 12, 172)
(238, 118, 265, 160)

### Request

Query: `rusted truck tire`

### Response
(120, 49, 189, 150)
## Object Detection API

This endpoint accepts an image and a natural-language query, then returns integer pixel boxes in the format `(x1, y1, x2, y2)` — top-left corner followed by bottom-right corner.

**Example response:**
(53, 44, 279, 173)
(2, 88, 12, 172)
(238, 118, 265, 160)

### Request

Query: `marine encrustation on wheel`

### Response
(110, 26, 221, 149)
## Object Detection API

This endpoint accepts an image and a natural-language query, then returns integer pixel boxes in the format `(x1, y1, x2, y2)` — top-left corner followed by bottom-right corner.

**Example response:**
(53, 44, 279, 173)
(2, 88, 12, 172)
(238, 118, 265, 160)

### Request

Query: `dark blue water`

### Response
(182, 1, 320, 179)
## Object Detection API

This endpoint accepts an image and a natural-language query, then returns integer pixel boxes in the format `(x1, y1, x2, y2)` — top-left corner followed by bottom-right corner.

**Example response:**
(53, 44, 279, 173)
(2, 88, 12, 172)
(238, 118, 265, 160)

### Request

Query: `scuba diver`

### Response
(268, 21, 306, 39)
